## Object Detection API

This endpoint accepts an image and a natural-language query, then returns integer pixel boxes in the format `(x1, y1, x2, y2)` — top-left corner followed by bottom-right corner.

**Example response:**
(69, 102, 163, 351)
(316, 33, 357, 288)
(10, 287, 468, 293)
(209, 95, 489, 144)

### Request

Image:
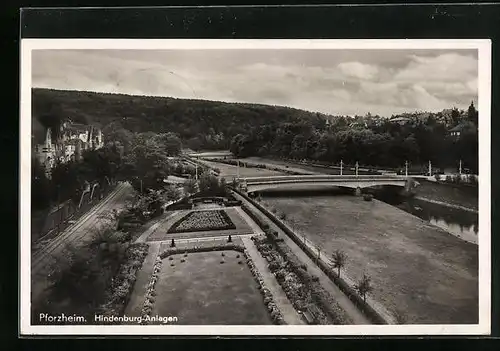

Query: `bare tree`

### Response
(355, 273, 373, 303)
(330, 250, 348, 278)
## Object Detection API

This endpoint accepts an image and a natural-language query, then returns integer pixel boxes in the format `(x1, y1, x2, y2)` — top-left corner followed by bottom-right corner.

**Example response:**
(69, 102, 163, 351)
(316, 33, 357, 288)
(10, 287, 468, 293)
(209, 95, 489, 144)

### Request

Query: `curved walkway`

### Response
(124, 242, 161, 317)
(233, 192, 372, 325)
(241, 237, 305, 325)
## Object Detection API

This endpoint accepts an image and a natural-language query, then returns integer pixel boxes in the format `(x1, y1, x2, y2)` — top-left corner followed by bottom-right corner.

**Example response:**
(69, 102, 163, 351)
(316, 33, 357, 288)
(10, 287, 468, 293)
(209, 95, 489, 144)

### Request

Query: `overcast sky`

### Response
(32, 49, 478, 117)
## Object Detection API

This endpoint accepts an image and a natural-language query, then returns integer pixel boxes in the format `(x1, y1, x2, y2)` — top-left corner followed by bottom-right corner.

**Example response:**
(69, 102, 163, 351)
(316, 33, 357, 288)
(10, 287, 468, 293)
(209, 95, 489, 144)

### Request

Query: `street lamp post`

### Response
(340, 160, 343, 176)
(459, 159, 462, 175)
(405, 161, 408, 177)
(355, 161, 359, 177)
(428, 160, 432, 177)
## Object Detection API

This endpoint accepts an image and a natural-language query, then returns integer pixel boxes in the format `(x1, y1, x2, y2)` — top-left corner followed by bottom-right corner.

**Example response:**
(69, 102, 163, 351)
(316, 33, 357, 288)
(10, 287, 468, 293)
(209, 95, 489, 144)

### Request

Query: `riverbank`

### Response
(413, 179, 478, 212)
(414, 196, 478, 213)
(260, 193, 478, 324)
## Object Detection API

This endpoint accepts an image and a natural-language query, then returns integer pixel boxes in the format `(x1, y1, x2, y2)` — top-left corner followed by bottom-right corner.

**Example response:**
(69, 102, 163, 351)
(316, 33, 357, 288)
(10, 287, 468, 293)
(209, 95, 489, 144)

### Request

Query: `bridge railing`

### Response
(243, 175, 408, 183)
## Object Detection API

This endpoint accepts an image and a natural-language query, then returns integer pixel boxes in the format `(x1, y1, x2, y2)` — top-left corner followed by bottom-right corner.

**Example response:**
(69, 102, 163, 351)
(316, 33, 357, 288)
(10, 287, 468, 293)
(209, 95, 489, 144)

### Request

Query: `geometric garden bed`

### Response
(138, 240, 285, 325)
(167, 210, 236, 234)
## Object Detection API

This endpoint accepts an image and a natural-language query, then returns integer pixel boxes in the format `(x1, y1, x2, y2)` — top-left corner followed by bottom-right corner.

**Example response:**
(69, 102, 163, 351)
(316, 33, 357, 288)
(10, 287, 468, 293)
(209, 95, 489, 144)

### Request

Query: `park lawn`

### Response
(152, 250, 273, 325)
(200, 159, 285, 179)
(262, 195, 478, 324)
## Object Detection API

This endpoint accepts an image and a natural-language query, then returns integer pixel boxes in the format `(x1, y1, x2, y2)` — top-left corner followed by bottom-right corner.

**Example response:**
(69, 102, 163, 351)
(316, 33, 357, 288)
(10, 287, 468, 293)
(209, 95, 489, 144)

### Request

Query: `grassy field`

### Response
(261, 194, 478, 324)
(240, 157, 372, 175)
(152, 250, 273, 325)
(200, 159, 285, 179)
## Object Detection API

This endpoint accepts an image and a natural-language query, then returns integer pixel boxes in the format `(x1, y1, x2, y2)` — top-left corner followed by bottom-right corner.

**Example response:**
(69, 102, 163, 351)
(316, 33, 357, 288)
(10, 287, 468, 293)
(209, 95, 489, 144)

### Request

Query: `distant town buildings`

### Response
(448, 123, 468, 138)
(388, 116, 411, 125)
(33, 120, 104, 178)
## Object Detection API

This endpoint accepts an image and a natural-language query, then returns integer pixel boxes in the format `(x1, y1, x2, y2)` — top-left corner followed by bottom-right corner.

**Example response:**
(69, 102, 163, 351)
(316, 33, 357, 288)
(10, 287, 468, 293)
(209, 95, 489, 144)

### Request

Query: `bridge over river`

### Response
(239, 174, 412, 194)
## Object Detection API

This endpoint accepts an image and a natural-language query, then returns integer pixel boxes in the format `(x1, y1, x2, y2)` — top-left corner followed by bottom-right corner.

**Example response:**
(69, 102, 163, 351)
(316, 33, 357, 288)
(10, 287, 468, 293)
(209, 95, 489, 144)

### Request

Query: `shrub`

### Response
(355, 273, 374, 303)
(330, 250, 348, 278)
(275, 270, 286, 282)
(238, 260, 243, 264)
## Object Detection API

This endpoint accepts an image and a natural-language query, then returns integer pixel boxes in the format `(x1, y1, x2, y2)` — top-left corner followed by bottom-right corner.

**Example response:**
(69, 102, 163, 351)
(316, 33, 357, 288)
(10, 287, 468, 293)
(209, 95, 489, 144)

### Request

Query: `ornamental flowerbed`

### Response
(140, 254, 163, 324)
(98, 243, 149, 319)
(167, 210, 236, 233)
(252, 236, 352, 325)
(243, 248, 286, 325)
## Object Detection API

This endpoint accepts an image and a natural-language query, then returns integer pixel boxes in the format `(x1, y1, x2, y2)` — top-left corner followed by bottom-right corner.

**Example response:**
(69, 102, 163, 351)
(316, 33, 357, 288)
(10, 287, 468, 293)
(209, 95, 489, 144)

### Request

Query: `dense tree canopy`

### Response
(32, 88, 326, 151)
(230, 103, 478, 173)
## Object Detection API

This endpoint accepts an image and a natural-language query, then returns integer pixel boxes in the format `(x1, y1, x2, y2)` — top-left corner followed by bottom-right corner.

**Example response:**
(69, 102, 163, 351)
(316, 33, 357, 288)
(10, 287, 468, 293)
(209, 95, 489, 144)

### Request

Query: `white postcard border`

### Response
(20, 39, 491, 336)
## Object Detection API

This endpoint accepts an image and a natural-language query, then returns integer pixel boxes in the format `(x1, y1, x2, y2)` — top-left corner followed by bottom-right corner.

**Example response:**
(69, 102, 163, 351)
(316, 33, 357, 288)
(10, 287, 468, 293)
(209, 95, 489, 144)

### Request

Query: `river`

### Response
(377, 193, 478, 244)
(241, 156, 479, 245)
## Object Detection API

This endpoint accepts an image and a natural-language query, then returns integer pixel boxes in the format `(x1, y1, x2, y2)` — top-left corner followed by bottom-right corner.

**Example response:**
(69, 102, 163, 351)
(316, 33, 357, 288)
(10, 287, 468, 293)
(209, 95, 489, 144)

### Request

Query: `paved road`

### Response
(31, 182, 134, 304)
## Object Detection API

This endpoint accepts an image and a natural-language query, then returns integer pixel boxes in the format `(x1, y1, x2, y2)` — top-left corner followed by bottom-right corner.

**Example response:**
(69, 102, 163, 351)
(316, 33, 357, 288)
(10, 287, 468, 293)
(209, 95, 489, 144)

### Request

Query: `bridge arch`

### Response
(241, 175, 410, 195)
(245, 180, 408, 194)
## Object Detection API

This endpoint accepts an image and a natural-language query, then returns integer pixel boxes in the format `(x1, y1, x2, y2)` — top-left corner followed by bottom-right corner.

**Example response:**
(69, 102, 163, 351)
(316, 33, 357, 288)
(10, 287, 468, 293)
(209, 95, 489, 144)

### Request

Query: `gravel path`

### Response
(241, 237, 305, 325)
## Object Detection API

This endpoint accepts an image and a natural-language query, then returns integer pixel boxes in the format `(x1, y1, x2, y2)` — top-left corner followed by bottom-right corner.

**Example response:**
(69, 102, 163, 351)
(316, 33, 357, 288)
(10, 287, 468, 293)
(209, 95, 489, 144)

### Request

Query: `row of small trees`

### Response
(330, 250, 373, 305)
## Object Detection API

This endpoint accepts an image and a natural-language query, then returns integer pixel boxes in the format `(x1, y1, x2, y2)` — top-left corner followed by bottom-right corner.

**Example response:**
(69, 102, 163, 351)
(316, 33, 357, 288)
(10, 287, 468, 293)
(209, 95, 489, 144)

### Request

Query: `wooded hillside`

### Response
(32, 88, 326, 150)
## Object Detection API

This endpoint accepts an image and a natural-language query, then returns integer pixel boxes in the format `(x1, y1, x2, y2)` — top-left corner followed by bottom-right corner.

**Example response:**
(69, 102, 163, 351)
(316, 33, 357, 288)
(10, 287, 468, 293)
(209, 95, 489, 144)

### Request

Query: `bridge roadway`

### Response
(240, 174, 409, 193)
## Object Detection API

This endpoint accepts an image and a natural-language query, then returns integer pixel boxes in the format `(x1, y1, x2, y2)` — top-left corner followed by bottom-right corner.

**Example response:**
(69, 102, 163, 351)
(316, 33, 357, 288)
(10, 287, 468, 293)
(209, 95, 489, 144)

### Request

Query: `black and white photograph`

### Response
(20, 39, 491, 335)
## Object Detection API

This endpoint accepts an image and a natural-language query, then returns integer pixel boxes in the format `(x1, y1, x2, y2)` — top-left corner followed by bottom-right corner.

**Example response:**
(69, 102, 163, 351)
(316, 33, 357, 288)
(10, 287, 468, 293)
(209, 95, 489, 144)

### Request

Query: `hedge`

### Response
(240, 204, 281, 242)
(233, 188, 388, 325)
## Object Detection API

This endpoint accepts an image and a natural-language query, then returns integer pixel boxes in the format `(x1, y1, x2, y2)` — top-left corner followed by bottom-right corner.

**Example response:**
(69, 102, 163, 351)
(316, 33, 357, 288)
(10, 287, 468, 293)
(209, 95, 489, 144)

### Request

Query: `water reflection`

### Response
(383, 195, 478, 242)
